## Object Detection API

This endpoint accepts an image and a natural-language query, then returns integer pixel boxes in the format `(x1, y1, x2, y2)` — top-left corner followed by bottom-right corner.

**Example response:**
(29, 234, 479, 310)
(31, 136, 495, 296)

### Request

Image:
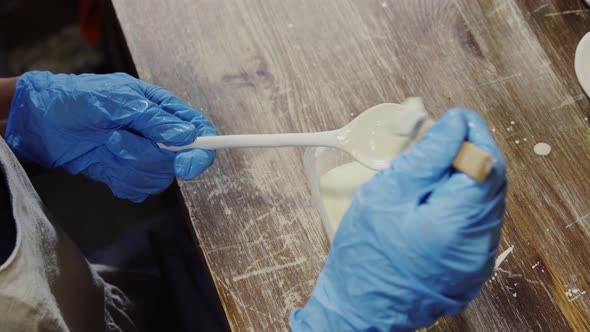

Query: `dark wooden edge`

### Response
(172, 180, 232, 332)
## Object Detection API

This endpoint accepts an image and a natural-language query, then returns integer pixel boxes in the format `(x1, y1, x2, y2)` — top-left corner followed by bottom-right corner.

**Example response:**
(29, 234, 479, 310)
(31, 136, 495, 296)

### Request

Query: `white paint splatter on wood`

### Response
(545, 9, 590, 17)
(566, 288, 587, 302)
(232, 258, 307, 282)
(534, 142, 551, 156)
(565, 212, 590, 229)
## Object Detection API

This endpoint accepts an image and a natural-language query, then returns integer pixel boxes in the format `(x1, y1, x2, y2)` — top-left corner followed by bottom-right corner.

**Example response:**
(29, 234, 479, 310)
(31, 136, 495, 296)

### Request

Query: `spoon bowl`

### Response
(333, 98, 428, 170)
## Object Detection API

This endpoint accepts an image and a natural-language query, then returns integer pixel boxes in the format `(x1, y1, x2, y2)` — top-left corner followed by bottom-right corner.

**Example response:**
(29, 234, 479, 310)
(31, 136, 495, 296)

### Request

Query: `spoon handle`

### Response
(158, 131, 340, 152)
(417, 119, 495, 182)
(452, 142, 496, 182)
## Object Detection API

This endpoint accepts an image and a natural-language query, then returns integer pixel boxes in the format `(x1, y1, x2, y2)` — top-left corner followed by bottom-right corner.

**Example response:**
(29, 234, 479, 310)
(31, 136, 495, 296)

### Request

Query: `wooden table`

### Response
(113, 1, 590, 330)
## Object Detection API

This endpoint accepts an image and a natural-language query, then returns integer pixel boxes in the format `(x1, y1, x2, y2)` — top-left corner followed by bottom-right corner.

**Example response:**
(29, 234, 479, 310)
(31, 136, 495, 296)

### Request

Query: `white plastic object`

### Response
(303, 147, 358, 241)
(576, 32, 590, 97)
(159, 98, 428, 171)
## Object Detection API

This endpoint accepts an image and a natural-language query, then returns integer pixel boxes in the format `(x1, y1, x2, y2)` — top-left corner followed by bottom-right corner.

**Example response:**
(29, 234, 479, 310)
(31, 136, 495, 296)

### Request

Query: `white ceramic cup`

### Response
(576, 32, 590, 97)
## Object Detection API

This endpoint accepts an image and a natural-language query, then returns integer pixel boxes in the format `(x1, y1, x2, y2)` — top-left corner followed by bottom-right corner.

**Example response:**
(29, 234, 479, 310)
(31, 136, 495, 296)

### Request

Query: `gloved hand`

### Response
(6, 71, 216, 203)
(291, 109, 507, 331)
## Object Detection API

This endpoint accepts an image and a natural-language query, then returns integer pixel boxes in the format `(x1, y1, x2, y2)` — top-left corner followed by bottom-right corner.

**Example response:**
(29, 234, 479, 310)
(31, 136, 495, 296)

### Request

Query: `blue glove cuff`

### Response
(6, 71, 91, 167)
(290, 297, 370, 332)
(291, 283, 465, 331)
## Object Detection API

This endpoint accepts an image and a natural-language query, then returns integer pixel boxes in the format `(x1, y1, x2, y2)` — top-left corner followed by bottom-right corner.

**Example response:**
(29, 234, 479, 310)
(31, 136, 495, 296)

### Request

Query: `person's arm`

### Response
(0, 77, 18, 136)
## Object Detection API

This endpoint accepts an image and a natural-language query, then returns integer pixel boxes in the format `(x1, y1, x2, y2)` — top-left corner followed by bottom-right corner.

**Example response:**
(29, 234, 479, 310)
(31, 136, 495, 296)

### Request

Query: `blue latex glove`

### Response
(291, 109, 507, 331)
(6, 71, 216, 203)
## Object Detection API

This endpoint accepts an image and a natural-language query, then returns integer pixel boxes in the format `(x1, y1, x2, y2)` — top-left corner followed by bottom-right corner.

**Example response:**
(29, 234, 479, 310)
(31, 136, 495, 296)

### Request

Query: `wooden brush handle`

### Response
(417, 119, 495, 182)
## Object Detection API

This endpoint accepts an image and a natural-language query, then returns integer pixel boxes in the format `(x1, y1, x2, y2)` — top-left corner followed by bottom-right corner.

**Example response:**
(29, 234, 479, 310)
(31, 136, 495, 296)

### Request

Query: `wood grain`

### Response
(112, 0, 590, 330)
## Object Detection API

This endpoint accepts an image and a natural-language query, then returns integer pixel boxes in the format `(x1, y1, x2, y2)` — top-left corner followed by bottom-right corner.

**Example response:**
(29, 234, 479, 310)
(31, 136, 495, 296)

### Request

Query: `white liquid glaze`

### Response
(534, 142, 552, 156)
(335, 98, 427, 170)
(319, 162, 377, 232)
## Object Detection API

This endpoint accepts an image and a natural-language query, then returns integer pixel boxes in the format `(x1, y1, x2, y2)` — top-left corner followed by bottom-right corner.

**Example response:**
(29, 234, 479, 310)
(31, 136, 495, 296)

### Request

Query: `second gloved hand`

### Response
(291, 109, 507, 331)
(6, 71, 216, 202)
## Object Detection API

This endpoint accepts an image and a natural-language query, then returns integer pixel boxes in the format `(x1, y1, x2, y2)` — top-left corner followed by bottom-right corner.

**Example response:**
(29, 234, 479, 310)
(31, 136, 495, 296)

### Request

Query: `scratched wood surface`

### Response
(113, 0, 590, 330)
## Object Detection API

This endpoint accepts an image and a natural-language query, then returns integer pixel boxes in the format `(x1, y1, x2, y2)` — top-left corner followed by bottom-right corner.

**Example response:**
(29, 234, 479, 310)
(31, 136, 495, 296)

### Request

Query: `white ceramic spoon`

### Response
(159, 98, 494, 181)
(576, 32, 590, 97)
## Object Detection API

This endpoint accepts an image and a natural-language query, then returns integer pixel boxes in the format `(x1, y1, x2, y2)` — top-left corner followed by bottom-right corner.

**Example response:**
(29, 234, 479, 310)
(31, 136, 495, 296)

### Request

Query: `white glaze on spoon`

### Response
(334, 98, 427, 169)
